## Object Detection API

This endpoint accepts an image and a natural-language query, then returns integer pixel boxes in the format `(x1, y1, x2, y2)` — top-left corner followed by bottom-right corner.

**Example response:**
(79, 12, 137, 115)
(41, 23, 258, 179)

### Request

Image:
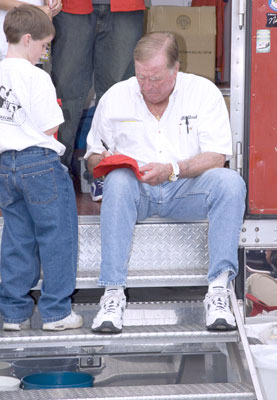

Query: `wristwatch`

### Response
(168, 162, 180, 182)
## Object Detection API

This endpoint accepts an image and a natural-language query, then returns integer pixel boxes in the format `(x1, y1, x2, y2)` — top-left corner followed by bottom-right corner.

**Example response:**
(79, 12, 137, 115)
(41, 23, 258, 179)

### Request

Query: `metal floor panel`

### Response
(0, 323, 239, 351)
(1, 382, 255, 399)
(0, 219, 209, 289)
(37, 271, 208, 289)
(77, 222, 209, 271)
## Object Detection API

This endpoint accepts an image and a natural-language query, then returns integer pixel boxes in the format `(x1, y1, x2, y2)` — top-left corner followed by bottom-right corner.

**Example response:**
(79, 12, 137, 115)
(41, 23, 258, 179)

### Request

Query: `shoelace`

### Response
(209, 288, 231, 311)
(102, 289, 124, 315)
(102, 297, 121, 315)
(96, 180, 104, 188)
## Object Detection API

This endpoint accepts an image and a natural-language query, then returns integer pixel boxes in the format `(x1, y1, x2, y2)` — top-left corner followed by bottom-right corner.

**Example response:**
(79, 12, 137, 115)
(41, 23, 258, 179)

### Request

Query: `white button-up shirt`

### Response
(85, 72, 232, 166)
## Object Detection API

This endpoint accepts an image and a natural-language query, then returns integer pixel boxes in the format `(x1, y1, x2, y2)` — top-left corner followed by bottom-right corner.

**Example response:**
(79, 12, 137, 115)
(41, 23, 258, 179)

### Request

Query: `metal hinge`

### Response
(236, 141, 243, 175)
(239, 0, 246, 29)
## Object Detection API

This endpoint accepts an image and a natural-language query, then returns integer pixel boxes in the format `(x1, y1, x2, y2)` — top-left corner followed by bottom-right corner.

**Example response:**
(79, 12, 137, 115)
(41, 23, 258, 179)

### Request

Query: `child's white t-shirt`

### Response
(0, 1, 44, 61)
(0, 58, 65, 155)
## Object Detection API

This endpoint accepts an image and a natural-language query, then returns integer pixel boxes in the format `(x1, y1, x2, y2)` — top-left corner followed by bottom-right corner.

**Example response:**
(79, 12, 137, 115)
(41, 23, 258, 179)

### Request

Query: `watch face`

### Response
(169, 173, 178, 182)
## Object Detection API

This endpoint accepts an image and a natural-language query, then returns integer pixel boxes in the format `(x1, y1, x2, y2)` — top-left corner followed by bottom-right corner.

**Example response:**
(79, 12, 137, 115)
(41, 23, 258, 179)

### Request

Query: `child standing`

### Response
(0, 4, 83, 331)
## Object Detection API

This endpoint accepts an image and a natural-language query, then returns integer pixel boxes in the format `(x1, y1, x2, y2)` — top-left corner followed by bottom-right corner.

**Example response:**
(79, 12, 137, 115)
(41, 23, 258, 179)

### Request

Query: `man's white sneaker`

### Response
(42, 311, 83, 331)
(92, 289, 126, 333)
(204, 287, 236, 330)
(3, 319, 31, 331)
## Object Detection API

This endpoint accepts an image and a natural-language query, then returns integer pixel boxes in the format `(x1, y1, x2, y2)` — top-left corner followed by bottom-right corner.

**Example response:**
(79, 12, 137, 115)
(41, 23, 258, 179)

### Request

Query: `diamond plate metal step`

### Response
(1, 382, 255, 399)
(0, 322, 239, 352)
(0, 302, 239, 357)
(0, 219, 257, 400)
(0, 217, 209, 289)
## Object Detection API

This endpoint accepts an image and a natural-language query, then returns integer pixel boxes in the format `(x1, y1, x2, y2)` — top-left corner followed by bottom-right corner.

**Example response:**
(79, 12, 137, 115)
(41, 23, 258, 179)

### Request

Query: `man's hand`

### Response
(101, 149, 120, 159)
(87, 150, 120, 175)
(139, 163, 172, 186)
(47, 0, 63, 17)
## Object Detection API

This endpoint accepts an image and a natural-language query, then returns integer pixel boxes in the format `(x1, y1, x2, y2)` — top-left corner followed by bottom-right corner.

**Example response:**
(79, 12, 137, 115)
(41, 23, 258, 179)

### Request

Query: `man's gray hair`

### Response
(134, 32, 179, 70)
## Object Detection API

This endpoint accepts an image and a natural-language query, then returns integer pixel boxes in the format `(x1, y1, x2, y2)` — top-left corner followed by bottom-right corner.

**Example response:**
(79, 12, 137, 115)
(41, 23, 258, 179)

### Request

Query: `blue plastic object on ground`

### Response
(21, 371, 94, 390)
(13, 358, 78, 379)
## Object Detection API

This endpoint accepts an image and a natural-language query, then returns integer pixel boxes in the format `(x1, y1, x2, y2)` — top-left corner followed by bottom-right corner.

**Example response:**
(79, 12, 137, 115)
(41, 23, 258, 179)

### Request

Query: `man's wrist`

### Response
(168, 162, 180, 182)
(178, 160, 190, 178)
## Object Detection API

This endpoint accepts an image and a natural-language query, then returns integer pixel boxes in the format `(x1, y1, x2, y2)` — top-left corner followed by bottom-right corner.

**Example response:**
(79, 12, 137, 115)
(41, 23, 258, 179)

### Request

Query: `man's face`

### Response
(135, 53, 179, 104)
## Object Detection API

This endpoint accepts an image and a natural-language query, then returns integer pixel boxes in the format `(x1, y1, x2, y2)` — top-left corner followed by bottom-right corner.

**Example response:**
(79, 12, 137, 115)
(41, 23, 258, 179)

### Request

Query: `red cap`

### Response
(93, 154, 143, 180)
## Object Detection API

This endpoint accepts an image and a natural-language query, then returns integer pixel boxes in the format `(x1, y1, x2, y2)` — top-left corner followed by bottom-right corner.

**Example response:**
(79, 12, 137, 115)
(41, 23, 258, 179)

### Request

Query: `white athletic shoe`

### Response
(204, 287, 236, 330)
(92, 289, 126, 333)
(3, 319, 31, 331)
(42, 311, 83, 331)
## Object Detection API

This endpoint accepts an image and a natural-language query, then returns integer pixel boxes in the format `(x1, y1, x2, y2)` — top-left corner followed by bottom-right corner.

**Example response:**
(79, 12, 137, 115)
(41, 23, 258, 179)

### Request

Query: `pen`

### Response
(101, 139, 113, 155)
(185, 116, 189, 134)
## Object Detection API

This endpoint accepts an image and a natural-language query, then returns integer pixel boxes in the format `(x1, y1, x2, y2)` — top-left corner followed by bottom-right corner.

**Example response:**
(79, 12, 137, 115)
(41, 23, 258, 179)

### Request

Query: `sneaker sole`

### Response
(92, 321, 122, 333)
(206, 318, 237, 331)
(3, 326, 22, 332)
(3, 322, 30, 331)
(42, 322, 83, 331)
(91, 196, 102, 202)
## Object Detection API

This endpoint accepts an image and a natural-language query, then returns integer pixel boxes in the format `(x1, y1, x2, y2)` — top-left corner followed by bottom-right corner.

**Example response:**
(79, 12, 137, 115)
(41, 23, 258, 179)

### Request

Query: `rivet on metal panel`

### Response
(241, 238, 246, 242)
(255, 238, 260, 243)
(242, 227, 246, 232)
(255, 227, 259, 232)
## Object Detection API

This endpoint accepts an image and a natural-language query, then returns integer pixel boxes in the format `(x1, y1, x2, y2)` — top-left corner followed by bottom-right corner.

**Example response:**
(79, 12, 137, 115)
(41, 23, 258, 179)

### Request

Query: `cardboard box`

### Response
(146, 6, 216, 81)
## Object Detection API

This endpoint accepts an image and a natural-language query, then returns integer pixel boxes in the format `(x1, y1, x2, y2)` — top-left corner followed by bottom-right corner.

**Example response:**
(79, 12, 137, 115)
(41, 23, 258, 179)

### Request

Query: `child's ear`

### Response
(22, 33, 32, 47)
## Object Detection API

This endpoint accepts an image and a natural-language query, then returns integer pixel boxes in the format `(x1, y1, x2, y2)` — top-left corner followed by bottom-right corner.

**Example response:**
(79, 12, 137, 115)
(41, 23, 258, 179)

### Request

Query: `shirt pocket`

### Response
(178, 117, 200, 159)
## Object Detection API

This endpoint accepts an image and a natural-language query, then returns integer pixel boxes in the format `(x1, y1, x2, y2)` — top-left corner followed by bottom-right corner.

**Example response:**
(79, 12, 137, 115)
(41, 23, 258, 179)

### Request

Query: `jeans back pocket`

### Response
(22, 167, 58, 205)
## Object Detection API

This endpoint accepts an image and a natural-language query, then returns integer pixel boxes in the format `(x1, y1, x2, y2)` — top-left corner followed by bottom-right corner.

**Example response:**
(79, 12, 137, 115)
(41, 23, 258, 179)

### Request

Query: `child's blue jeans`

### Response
(0, 146, 78, 323)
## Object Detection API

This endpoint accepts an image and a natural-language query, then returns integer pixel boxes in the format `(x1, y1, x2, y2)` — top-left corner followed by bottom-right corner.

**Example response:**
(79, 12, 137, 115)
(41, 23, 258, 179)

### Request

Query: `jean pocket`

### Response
(22, 167, 58, 205)
(0, 174, 12, 208)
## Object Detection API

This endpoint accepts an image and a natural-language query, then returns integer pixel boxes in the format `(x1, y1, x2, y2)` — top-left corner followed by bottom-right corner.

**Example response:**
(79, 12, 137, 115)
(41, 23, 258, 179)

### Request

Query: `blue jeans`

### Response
(0, 147, 78, 323)
(99, 168, 246, 287)
(51, 5, 144, 170)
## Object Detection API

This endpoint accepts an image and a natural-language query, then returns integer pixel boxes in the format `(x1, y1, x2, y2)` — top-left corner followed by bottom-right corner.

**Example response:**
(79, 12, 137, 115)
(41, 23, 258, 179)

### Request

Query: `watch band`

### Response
(168, 162, 180, 182)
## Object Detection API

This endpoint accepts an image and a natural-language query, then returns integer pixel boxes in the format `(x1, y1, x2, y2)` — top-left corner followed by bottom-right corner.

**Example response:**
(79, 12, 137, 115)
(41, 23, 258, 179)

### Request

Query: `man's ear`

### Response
(22, 33, 32, 47)
(173, 61, 180, 78)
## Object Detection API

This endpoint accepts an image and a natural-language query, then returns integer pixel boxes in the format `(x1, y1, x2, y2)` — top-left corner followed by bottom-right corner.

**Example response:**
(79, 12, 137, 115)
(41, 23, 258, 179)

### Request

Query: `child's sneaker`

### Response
(42, 311, 83, 331)
(3, 319, 31, 331)
(91, 179, 104, 201)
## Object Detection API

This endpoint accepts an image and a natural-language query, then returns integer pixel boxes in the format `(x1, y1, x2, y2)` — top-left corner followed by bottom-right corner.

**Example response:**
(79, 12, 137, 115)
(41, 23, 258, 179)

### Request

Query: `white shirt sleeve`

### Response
(197, 84, 233, 159)
(85, 97, 116, 159)
(31, 70, 64, 132)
